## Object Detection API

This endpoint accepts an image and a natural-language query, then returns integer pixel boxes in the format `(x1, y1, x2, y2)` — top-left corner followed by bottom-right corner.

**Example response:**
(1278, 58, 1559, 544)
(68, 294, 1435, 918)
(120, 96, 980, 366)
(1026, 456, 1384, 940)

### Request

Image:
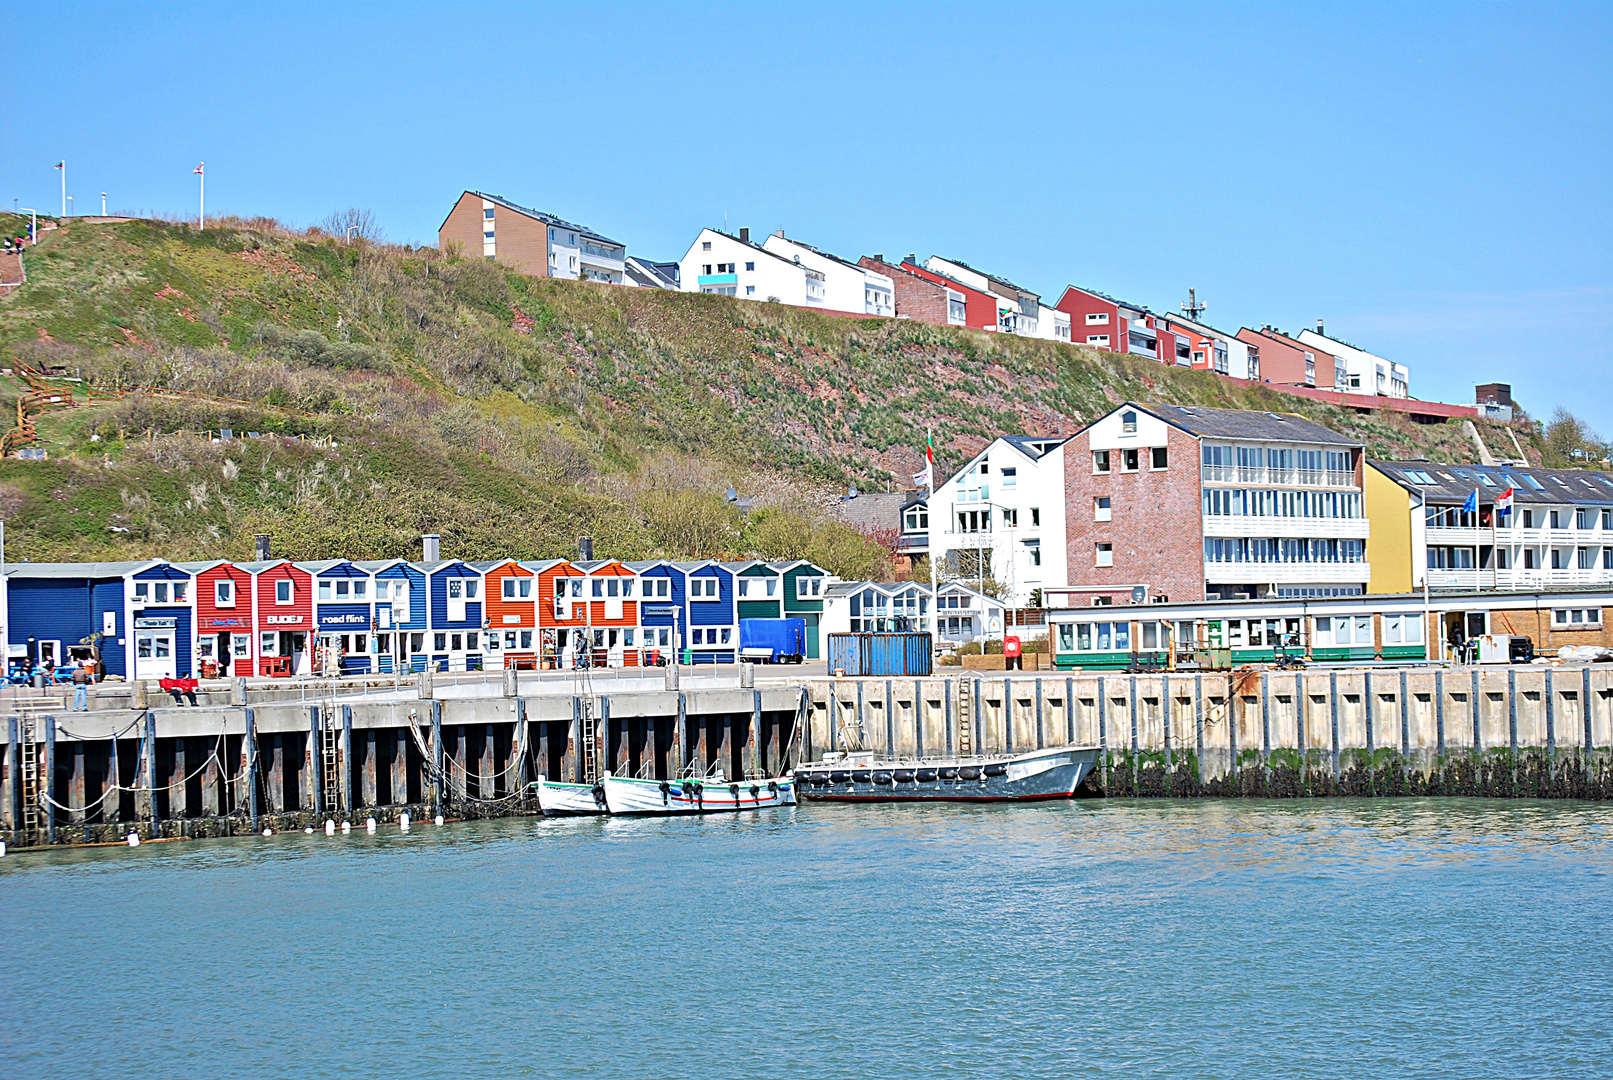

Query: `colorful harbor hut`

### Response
(479, 558, 538, 669)
(424, 559, 485, 671)
(250, 559, 313, 676)
(190, 559, 255, 677)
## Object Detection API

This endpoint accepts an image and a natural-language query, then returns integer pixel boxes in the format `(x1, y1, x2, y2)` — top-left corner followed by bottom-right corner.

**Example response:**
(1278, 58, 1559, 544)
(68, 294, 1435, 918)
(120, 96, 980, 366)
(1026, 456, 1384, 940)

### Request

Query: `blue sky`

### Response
(4, 1, 1609, 425)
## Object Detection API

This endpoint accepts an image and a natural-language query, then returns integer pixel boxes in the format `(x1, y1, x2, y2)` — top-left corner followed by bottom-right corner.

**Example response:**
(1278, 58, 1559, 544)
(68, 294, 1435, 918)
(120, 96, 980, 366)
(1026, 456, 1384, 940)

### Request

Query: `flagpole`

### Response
(927, 426, 938, 648)
(196, 162, 205, 230)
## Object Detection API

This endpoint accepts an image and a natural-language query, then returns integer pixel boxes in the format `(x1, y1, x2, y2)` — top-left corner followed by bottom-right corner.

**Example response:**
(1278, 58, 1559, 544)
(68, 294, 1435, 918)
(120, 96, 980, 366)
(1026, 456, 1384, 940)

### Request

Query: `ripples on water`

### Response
(2, 800, 1610, 1078)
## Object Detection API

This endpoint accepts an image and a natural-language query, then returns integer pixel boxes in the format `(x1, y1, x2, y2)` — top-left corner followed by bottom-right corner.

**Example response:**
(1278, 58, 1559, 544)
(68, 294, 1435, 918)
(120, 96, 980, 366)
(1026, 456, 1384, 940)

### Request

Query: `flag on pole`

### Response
(1494, 486, 1514, 520)
(913, 429, 935, 489)
(54, 161, 63, 171)
(194, 162, 204, 175)
(1461, 488, 1478, 516)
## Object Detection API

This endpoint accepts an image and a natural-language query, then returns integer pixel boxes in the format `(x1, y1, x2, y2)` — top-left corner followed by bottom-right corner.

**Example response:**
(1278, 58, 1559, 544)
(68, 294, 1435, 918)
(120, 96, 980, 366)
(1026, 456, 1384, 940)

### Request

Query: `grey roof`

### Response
(1140, 403, 1359, 446)
(932, 256, 1038, 300)
(835, 491, 906, 534)
(768, 234, 865, 274)
(2, 560, 155, 579)
(1371, 460, 1613, 506)
(1000, 435, 1071, 460)
(624, 257, 678, 290)
(470, 191, 621, 246)
(1060, 283, 1150, 314)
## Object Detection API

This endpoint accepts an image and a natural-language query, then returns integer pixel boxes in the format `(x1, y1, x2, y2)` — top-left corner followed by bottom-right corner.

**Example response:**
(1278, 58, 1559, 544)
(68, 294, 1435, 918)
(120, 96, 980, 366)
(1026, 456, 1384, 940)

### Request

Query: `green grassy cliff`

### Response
(0, 212, 1544, 570)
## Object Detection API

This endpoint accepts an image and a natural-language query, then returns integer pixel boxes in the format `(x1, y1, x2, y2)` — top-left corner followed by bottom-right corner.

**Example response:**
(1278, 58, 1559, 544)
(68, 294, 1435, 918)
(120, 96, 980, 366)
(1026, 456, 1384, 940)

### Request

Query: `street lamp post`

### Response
(55, 161, 65, 217)
(101, 193, 107, 216)
(194, 162, 205, 229)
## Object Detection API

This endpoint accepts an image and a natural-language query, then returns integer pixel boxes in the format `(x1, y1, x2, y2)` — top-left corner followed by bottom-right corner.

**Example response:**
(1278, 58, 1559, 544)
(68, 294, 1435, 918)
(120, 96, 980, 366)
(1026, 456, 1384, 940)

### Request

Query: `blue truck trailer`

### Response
(739, 618, 806, 663)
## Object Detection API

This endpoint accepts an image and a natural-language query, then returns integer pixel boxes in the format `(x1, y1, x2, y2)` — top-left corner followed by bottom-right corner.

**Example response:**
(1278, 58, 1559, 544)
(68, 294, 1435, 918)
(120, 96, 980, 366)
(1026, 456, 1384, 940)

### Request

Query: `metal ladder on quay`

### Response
(957, 680, 973, 757)
(579, 696, 599, 783)
(321, 722, 342, 812)
(17, 716, 41, 844)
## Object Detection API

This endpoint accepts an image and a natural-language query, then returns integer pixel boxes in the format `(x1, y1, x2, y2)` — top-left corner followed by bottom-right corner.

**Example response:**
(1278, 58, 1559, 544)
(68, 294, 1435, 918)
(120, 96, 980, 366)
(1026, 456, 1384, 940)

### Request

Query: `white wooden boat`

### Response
(599, 770, 796, 815)
(535, 776, 607, 816)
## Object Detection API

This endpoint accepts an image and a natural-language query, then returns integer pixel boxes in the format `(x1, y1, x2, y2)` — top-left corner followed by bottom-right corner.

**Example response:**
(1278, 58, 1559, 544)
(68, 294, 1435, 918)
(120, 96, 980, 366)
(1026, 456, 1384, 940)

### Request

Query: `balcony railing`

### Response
(1201, 465, 1355, 488)
(1203, 517, 1370, 539)
(1205, 562, 1372, 584)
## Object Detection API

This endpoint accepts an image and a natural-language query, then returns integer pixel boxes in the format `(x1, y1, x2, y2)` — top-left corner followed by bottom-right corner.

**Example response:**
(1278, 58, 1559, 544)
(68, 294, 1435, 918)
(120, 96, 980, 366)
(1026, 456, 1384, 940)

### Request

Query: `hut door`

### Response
(448, 579, 467, 622)
(135, 631, 176, 680)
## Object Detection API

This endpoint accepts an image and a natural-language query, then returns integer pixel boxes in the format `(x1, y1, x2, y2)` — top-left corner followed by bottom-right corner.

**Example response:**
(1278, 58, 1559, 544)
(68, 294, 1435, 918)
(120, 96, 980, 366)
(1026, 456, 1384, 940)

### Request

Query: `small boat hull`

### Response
(601, 774, 797, 815)
(795, 745, 1099, 802)
(536, 777, 607, 816)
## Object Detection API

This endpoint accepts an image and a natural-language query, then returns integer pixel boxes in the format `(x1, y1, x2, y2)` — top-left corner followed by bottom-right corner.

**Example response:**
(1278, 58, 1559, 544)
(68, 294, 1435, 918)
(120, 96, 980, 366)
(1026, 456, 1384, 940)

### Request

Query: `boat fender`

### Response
(592, 783, 607, 808)
(984, 763, 1008, 777)
(730, 783, 741, 803)
(660, 780, 670, 806)
(939, 767, 958, 780)
(768, 781, 778, 797)
(749, 784, 760, 800)
(958, 766, 981, 781)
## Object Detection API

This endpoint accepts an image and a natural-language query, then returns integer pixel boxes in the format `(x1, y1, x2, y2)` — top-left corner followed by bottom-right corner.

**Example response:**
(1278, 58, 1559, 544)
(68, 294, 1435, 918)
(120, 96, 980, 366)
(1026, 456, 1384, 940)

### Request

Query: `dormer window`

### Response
(1122, 411, 1137, 434)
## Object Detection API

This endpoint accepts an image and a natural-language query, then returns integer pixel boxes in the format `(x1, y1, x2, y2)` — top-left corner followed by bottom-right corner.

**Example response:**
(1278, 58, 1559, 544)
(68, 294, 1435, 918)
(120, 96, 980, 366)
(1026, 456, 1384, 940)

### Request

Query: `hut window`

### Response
(434, 633, 446, 651)
(133, 582, 150, 602)
(555, 579, 567, 598)
(593, 579, 604, 598)
(738, 579, 750, 597)
(503, 579, 516, 600)
(520, 631, 532, 648)
(354, 580, 367, 598)
(319, 581, 333, 601)
(767, 579, 778, 597)
(451, 633, 463, 651)
(276, 580, 293, 604)
(448, 580, 462, 599)
(336, 580, 350, 598)
(154, 583, 170, 603)
(624, 629, 635, 646)
(215, 580, 235, 607)
(504, 631, 516, 647)
(621, 579, 633, 597)
(260, 633, 277, 655)
(607, 579, 619, 598)
(518, 578, 531, 598)
(465, 580, 479, 599)
(411, 634, 424, 653)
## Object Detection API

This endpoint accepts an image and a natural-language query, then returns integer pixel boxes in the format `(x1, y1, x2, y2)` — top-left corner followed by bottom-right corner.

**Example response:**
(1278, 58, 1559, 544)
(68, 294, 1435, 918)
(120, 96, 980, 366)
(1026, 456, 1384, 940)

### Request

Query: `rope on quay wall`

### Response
(402, 706, 530, 806)
(36, 732, 235, 816)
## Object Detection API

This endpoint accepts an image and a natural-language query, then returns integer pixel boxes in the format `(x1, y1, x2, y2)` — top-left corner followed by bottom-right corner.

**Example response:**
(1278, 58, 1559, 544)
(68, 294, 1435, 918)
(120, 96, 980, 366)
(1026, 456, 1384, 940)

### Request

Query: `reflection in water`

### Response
(3, 800, 1611, 1078)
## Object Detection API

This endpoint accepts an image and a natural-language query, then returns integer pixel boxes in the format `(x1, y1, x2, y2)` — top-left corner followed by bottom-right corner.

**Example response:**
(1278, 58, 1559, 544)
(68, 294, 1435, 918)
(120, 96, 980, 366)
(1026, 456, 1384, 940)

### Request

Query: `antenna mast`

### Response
(1182, 288, 1206, 321)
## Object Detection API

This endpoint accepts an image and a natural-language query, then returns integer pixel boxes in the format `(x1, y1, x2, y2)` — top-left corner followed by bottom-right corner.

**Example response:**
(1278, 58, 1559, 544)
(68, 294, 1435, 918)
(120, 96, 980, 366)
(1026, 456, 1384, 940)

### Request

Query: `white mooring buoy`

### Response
(434, 815, 444, 826)
(399, 812, 411, 830)
(325, 819, 336, 835)
(127, 833, 139, 847)
(262, 828, 272, 837)
(366, 817, 377, 833)
(1, 840, 8, 856)
(304, 826, 313, 834)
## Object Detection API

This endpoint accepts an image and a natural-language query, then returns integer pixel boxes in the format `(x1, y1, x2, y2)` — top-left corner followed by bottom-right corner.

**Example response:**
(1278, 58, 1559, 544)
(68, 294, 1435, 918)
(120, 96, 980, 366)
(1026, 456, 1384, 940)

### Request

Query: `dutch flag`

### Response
(1494, 486, 1514, 520)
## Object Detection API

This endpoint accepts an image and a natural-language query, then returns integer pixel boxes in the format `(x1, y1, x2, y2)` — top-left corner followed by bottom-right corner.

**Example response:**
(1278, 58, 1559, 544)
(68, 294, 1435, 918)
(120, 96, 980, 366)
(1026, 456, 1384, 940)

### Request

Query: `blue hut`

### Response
(303, 560, 376, 675)
(4, 560, 148, 679)
(359, 559, 427, 673)
(423, 560, 485, 671)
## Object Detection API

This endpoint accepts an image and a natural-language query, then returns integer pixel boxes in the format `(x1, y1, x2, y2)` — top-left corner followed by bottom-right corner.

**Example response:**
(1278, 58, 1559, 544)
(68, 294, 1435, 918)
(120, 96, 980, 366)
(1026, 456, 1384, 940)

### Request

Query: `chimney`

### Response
(904, 253, 917, 265)
(1316, 318, 1325, 336)
(738, 227, 749, 243)
(774, 229, 784, 238)
(421, 533, 440, 562)
(578, 535, 594, 561)
(254, 535, 271, 561)
(874, 254, 884, 263)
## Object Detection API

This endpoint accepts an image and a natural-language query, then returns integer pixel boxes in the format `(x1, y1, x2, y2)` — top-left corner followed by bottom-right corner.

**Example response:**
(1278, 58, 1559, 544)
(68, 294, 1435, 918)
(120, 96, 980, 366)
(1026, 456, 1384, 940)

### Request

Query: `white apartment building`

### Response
(762, 232, 895, 316)
(931, 435, 1072, 607)
(821, 580, 1006, 648)
(925, 256, 1069, 341)
(1369, 460, 1613, 592)
(1298, 325, 1409, 397)
(678, 228, 811, 303)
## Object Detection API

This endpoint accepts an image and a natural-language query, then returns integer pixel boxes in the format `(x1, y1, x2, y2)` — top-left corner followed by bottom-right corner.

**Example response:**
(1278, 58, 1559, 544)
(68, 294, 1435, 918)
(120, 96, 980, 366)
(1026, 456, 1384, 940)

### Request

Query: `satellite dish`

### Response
(1130, 586, 1147, 605)
(725, 487, 738, 503)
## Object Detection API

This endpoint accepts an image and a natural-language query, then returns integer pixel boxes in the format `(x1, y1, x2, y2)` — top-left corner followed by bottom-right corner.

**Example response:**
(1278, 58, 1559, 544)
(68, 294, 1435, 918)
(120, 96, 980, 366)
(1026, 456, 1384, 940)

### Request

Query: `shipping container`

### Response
(827, 632, 933, 677)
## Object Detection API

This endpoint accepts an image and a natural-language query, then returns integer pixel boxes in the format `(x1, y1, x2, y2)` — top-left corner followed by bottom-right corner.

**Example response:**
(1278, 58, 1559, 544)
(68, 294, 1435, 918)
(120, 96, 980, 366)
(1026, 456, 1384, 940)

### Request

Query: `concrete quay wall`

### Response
(1, 684, 806, 848)
(797, 665, 1613, 798)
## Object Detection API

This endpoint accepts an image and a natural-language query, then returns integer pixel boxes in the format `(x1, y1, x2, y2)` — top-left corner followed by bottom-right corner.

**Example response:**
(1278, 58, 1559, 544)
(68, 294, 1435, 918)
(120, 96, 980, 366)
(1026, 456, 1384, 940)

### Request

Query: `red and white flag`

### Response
(1494, 486, 1514, 519)
(194, 162, 204, 175)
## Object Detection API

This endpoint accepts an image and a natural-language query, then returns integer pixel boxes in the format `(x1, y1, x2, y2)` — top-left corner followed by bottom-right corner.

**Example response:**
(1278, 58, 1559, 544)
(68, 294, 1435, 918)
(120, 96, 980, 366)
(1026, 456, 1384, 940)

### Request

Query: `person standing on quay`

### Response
(72, 660, 92, 711)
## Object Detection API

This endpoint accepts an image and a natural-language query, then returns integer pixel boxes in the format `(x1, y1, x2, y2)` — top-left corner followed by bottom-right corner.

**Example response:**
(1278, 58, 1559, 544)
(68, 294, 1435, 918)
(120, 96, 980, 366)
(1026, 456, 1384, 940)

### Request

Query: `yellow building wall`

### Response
(1364, 465, 1414, 594)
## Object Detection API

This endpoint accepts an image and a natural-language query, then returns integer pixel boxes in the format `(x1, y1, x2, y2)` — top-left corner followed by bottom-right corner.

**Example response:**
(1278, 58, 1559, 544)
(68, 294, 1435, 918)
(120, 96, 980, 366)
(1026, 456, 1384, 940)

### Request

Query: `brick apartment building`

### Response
(857, 255, 997, 329)
(1236, 326, 1338, 389)
(438, 191, 625, 283)
(1061, 403, 1367, 605)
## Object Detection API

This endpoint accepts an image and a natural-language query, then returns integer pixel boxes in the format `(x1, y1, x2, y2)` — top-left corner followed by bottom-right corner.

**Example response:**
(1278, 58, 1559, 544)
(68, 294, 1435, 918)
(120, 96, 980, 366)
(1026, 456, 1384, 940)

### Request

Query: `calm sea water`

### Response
(2, 799, 1610, 1078)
